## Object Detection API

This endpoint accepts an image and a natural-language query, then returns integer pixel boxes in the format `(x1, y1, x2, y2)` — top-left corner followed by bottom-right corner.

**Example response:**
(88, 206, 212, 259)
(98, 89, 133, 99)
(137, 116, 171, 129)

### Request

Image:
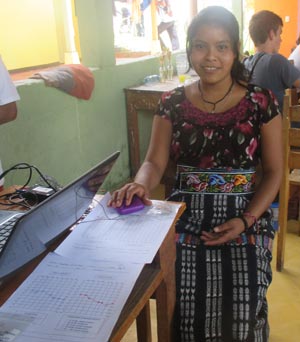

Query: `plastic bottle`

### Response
(271, 202, 279, 231)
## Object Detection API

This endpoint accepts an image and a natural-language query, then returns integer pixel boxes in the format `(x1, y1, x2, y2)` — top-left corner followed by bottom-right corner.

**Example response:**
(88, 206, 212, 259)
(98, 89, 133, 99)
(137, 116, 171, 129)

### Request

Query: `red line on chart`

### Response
(79, 293, 115, 306)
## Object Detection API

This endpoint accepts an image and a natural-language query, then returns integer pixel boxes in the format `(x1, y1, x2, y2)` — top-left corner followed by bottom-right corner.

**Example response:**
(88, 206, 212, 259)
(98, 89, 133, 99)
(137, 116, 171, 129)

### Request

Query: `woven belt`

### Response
(177, 165, 256, 194)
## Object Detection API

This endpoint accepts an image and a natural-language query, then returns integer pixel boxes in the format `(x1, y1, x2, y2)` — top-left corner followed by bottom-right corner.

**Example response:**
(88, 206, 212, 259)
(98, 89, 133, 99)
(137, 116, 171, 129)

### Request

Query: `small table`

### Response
(124, 78, 181, 177)
(124, 76, 199, 177)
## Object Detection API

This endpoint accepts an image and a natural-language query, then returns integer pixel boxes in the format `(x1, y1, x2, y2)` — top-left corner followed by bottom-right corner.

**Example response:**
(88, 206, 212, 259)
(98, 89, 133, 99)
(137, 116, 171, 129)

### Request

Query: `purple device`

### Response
(116, 195, 145, 215)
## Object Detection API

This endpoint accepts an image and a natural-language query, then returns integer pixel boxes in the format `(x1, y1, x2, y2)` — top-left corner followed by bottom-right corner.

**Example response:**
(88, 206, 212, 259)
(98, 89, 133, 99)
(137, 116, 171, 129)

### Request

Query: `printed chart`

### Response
(0, 253, 143, 342)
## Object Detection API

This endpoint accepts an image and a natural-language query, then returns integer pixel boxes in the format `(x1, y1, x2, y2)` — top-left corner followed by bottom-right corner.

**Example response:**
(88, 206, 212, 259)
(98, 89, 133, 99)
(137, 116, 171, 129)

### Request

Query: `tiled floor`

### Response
(121, 185, 300, 341)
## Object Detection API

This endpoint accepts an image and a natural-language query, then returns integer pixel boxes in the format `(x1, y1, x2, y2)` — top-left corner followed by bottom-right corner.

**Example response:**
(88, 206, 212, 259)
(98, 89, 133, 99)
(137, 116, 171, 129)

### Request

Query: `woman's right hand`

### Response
(107, 182, 152, 208)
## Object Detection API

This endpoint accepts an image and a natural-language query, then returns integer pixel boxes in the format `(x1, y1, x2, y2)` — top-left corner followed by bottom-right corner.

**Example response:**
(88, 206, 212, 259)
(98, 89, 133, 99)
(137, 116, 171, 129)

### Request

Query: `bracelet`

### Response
(237, 215, 249, 231)
(243, 212, 257, 226)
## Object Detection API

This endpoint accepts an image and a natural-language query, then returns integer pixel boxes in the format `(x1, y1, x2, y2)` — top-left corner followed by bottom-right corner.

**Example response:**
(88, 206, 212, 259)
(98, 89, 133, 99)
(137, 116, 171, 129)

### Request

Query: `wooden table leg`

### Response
(155, 272, 176, 342)
(136, 300, 152, 342)
(154, 232, 176, 342)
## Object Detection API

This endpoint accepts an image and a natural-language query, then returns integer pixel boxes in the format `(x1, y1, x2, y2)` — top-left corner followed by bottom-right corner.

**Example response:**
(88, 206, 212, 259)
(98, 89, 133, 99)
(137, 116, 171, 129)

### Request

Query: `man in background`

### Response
(141, 0, 179, 51)
(0, 55, 20, 190)
(244, 10, 300, 112)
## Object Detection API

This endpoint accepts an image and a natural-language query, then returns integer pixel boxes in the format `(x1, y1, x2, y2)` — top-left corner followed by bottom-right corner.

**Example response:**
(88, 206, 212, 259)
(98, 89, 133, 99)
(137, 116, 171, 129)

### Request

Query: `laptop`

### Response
(0, 151, 120, 285)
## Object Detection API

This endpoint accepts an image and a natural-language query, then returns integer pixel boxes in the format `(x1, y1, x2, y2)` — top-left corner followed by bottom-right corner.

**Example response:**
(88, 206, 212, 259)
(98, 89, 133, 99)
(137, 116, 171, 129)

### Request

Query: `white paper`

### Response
(0, 252, 143, 342)
(55, 193, 181, 263)
(0, 193, 182, 342)
(0, 312, 33, 341)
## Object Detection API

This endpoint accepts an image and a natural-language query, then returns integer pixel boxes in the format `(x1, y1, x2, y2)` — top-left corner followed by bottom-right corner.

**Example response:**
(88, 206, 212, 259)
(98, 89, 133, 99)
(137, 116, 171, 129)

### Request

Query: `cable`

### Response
(0, 163, 61, 210)
(0, 191, 38, 209)
(0, 163, 33, 189)
(0, 163, 60, 192)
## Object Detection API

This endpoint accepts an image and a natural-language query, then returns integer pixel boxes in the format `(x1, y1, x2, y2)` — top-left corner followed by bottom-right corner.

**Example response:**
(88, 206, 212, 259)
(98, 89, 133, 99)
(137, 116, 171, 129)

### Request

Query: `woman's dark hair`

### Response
(186, 6, 248, 84)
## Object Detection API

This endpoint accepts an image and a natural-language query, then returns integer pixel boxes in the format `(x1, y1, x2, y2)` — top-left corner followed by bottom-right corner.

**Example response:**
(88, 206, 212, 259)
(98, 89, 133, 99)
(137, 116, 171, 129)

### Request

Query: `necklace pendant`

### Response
(197, 79, 235, 114)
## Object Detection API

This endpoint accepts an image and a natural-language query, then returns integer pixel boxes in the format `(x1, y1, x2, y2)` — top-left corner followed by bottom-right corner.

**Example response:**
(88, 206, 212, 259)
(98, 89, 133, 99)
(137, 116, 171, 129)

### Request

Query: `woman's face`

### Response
(189, 24, 236, 85)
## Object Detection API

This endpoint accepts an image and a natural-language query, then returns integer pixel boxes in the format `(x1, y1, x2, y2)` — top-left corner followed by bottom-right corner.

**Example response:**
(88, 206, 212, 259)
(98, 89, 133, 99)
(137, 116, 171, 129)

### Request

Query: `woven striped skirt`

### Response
(168, 166, 275, 342)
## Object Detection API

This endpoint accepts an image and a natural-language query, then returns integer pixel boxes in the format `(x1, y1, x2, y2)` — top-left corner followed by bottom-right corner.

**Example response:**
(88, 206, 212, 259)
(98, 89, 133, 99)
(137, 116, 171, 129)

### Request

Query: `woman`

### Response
(109, 6, 282, 342)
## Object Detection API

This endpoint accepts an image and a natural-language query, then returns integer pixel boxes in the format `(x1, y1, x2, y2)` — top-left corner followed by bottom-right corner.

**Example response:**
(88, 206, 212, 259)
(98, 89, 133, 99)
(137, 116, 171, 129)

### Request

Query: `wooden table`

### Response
(125, 77, 199, 177)
(110, 201, 185, 342)
(0, 187, 185, 342)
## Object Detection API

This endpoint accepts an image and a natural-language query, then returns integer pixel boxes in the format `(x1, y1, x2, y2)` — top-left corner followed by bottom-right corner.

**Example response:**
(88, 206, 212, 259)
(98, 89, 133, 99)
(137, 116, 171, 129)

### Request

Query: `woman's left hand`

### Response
(200, 217, 246, 246)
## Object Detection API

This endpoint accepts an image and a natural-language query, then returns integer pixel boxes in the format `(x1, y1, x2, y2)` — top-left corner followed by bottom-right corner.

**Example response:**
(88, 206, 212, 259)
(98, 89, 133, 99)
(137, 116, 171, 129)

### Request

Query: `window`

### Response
(113, 0, 249, 63)
(113, 0, 197, 61)
(0, 0, 79, 78)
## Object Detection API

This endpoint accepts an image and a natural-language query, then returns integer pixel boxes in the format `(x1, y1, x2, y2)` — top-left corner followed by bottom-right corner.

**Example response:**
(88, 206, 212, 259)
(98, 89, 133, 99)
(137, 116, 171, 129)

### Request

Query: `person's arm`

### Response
(279, 55, 300, 90)
(201, 114, 282, 245)
(243, 114, 283, 217)
(0, 56, 20, 124)
(140, 0, 152, 11)
(108, 115, 172, 207)
(293, 78, 300, 89)
(0, 102, 17, 124)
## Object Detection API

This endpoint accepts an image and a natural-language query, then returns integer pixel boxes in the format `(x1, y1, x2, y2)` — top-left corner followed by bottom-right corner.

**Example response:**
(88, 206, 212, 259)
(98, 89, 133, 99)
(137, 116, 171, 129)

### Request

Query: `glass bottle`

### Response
(167, 64, 173, 81)
(159, 65, 166, 83)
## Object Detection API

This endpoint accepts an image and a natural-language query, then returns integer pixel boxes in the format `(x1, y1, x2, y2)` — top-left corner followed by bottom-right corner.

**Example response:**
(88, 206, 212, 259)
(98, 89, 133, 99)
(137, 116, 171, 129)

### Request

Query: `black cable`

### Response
(30, 165, 58, 191)
(0, 163, 59, 192)
(0, 163, 62, 210)
(0, 163, 33, 189)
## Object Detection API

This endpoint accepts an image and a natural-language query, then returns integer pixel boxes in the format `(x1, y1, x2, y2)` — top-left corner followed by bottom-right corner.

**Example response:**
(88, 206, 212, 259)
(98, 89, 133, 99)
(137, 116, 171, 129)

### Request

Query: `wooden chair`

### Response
(276, 95, 300, 271)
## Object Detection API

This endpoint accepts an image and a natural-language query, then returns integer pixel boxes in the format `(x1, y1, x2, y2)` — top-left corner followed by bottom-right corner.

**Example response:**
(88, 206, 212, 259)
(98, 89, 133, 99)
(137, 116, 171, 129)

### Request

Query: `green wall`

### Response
(0, 0, 160, 191)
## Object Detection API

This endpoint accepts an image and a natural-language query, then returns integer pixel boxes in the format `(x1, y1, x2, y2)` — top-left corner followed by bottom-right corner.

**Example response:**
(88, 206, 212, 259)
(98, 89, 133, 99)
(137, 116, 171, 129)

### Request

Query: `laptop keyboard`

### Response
(0, 214, 23, 253)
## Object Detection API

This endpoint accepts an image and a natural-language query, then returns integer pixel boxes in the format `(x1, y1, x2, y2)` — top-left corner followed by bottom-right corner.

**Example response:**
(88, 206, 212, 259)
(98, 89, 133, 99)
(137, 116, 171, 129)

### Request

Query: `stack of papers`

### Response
(0, 193, 181, 342)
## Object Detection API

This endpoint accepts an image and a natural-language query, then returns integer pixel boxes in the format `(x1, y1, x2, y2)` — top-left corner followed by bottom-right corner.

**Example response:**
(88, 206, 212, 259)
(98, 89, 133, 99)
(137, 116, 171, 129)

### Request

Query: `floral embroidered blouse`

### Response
(156, 84, 280, 169)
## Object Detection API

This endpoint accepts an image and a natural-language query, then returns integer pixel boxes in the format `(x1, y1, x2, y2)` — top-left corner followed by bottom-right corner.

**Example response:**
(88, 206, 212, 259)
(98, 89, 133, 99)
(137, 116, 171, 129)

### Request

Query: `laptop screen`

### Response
(0, 151, 120, 281)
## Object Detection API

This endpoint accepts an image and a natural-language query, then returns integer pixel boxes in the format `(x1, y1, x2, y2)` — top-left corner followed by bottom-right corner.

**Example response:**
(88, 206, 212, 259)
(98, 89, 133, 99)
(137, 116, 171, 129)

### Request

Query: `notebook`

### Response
(0, 151, 120, 285)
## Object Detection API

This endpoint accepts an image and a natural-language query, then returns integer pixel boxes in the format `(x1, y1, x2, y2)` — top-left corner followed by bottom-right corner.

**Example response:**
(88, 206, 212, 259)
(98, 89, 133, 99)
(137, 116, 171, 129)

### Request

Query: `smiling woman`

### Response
(108, 6, 283, 341)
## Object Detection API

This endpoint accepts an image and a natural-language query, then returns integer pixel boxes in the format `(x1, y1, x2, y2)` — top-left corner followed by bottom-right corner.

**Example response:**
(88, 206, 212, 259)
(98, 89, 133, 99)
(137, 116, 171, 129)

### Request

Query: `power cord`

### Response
(0, 191, 38, 209)
(0, 163, 62, 209)
(0, 163, 61, 191)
